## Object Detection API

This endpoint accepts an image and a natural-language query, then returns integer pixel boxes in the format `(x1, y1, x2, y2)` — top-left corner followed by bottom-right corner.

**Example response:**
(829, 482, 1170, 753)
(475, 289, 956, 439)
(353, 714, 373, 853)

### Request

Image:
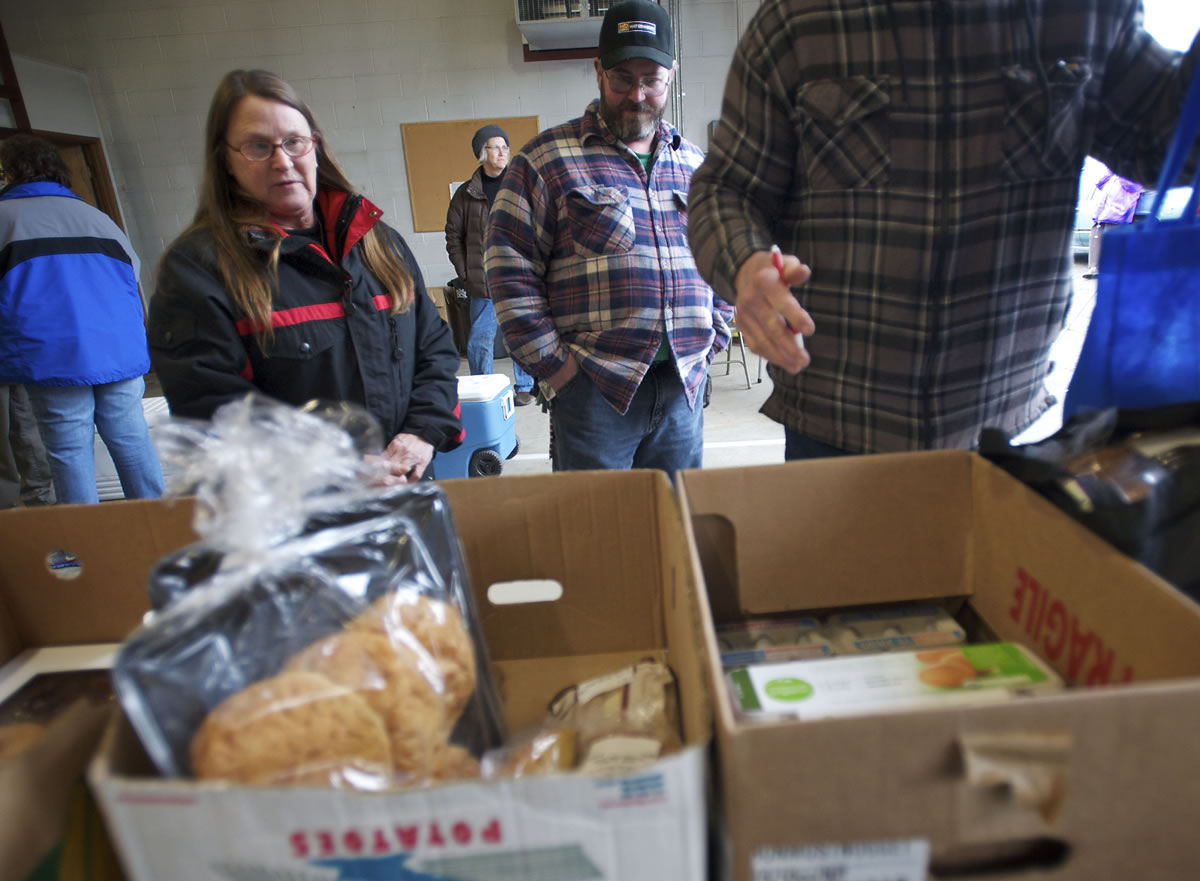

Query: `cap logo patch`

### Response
(618, 20, 658, 36)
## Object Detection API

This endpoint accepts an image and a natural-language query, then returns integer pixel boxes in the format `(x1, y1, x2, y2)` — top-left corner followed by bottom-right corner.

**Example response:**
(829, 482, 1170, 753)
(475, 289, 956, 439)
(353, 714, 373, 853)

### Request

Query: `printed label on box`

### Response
(753, 838, 930, 881)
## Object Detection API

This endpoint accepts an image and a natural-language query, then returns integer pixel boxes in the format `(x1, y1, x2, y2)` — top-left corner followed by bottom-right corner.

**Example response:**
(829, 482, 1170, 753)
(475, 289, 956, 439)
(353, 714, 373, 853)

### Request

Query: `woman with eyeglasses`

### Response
(149, 69, 462, 482)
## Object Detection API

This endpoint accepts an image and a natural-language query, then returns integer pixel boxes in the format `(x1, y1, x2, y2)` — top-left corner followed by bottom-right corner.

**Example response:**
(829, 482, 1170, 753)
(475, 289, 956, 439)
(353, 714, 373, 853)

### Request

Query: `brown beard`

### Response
(598, 91, 664, 144)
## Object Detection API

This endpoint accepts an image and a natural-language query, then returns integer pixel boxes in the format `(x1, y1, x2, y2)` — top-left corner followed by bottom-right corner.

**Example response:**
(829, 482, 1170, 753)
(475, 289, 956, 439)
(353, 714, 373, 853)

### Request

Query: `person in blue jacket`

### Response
(0, 135, 164, 504)
(149, 70, 463, 483)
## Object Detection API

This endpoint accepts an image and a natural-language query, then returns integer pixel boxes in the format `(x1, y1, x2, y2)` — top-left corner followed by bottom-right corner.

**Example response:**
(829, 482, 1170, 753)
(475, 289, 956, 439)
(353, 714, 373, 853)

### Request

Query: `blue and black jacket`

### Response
(0, 181, 149, 386)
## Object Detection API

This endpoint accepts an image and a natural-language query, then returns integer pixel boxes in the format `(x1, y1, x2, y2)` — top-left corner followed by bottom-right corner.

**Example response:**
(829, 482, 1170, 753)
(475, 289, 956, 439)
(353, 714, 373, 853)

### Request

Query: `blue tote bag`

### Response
(1064, 76, 1200, 418)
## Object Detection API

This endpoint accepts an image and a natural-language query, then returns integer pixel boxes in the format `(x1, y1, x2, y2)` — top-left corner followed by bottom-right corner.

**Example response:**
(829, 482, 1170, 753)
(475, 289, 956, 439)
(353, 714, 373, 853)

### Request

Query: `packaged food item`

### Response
(728, 643, 1061, 721)
(480, 728, 577, 779)
(430, 743, 482, 782)
(714, 616, 831, 667)
(820, 604, 966, 655)
(111, 397, 506, 789)
(546, 659, 682, 775)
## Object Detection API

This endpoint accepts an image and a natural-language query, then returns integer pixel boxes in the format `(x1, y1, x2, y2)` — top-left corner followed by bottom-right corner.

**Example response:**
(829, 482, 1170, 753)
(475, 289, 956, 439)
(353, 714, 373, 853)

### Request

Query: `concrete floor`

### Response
(489, 255, 1099, 477)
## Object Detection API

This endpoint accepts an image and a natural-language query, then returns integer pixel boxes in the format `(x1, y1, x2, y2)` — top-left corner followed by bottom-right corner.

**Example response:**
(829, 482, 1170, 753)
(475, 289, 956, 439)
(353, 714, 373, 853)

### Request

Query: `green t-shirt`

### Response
(636, 150, 671, 364)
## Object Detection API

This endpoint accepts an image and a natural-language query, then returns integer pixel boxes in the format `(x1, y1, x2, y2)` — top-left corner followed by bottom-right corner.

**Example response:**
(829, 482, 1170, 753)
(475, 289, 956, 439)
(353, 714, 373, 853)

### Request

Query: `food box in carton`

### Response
(822, 603, 966, 654)
(714, 615, 828, 666)
(728, 642, 1061, 721)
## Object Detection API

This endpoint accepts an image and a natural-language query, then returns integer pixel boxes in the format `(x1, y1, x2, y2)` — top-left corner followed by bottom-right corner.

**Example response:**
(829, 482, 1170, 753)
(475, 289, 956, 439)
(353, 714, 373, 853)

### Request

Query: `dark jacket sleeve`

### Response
(148, 239, 260, 420)
(444, 182, 470, 284)
(391, 231, 463, 451)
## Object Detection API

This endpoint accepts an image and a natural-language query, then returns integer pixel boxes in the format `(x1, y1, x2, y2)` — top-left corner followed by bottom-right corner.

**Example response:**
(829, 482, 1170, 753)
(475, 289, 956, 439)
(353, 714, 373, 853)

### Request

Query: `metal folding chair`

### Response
(718, 315, 752, 389)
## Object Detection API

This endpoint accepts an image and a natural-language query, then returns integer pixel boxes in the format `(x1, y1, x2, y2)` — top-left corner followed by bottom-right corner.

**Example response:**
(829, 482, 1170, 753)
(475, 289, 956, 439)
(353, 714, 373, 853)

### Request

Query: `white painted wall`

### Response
(13, 54, 102, 137)
(0, 0, 754, 292)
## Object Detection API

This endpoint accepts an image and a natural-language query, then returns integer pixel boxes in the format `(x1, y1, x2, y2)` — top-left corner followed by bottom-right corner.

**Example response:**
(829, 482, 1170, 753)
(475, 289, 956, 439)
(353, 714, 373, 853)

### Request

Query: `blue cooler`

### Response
(431, 374, 520, 479)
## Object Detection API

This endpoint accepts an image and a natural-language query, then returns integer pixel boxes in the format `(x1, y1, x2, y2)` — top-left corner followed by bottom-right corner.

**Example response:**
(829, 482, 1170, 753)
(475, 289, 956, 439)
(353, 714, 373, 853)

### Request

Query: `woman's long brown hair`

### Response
(163, 69, 414, 342)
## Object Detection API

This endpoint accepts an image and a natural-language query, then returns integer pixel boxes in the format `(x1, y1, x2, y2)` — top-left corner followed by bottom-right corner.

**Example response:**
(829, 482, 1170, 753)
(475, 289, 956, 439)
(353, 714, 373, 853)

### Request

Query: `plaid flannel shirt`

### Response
(485, 100, 732, 415)
(688, 0, 1199, 452)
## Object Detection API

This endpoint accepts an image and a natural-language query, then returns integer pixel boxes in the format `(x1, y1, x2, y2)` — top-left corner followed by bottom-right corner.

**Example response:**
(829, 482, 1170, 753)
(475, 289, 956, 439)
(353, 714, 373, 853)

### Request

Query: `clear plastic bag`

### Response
(112, 395, 505, 789)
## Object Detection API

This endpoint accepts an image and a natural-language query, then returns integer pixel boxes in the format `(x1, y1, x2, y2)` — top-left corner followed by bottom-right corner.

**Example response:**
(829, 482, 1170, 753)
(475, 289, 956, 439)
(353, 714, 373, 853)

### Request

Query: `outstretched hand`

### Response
(732, 249, 814, 373)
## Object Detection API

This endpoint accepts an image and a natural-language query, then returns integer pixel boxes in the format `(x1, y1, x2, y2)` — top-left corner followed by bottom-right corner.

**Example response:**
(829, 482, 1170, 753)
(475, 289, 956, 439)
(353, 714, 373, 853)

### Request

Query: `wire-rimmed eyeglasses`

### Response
(603, 69, 671, 97)
(227, 135, 318, 162)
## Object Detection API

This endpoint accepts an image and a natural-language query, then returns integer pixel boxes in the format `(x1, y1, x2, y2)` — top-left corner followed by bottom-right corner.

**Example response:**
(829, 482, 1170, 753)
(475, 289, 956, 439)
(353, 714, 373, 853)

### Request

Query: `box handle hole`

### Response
(487, 579, 563, 605)
(45, 549, 83, 581)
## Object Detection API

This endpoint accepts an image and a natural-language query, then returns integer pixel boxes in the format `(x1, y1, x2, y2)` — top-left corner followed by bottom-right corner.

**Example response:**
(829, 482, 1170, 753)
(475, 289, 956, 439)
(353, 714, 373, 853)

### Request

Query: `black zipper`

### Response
(334, 193, 362, 261)
(389, 318, 401, 361)
(335, 194, 364, 316)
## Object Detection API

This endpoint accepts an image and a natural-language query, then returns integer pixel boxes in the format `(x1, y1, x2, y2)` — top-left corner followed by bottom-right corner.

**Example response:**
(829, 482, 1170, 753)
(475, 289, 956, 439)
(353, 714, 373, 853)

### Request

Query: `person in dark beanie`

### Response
(485, 0, 732, 474)
(445, 124, 535, 405)
(0, 134, 163, 504)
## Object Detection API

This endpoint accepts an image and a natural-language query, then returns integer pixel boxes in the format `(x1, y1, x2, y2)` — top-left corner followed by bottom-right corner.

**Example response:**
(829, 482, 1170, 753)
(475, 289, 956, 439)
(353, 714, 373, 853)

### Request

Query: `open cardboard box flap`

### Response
(679, 451, 1200, 881)
(0, 499, 197, 664)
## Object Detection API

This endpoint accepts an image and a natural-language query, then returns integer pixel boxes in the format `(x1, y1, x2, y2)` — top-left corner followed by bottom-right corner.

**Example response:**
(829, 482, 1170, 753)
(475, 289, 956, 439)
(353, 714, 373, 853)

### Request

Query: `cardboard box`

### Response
(0, 499, 198, 880)
(426, 283, 451, 327)
(679, 451, 1200, 881)
(90, 471, 711, 881)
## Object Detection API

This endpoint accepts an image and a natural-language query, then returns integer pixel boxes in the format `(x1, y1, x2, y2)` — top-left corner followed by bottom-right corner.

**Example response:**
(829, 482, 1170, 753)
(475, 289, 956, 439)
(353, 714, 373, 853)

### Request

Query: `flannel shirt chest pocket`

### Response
(1000, 59, 1092, 181)
(794, 76, 891, 191)
(565, 185, 636, 257)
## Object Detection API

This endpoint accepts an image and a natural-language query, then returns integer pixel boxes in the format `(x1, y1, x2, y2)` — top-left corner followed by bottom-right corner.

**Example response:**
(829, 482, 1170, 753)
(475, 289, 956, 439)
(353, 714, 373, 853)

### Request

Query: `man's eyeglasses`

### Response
(227, 135, 317, 162)
(603, 70, 671, 97)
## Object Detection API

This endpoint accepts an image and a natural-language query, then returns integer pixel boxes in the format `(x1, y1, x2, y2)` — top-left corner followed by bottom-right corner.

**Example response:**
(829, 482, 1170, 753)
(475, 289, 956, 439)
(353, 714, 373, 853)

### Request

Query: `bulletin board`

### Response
(401, 116, 541, 233)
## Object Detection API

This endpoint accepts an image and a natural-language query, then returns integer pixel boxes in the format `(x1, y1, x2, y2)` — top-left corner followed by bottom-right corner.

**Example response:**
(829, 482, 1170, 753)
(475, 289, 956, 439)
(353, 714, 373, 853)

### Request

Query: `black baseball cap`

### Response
(598, 0, 674, 70)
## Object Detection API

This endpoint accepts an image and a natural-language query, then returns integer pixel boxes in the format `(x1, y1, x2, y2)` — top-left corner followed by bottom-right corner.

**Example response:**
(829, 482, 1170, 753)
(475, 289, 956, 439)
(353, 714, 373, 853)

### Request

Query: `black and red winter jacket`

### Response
(149, 188, 463, 450)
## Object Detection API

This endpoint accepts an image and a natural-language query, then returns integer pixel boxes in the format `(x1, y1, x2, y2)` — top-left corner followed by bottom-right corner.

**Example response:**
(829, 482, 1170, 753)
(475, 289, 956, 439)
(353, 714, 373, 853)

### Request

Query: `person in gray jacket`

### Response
(445, 125, 535, 406)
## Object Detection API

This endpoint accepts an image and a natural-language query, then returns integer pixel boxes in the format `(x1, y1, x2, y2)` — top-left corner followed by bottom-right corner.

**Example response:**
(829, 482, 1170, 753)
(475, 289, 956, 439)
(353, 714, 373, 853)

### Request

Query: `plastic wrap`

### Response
(112, 396, 505, 789)
(480, 727, 577, 780)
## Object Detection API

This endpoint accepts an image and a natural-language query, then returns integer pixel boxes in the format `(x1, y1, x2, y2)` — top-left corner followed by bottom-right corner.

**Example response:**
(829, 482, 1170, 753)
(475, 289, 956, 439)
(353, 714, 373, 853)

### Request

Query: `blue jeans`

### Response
(468, 298, 532, 392)
(25, 377, 165, 504)
(784, 428, 855, 460)
(550, 360, 704, 475)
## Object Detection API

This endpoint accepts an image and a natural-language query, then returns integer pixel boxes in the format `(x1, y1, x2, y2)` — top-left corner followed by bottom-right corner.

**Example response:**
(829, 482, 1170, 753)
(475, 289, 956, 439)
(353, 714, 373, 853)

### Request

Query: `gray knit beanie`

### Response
(471, 125, 509, 158)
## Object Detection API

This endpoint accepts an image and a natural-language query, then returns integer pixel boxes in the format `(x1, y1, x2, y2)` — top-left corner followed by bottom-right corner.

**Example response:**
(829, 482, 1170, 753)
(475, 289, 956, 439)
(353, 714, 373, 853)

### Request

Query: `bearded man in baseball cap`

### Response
(483, 0, 733, 474)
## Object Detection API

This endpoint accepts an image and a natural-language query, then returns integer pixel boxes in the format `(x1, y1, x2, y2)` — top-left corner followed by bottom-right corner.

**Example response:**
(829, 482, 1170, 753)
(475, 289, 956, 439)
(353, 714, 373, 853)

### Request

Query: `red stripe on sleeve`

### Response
(453, 400, 465, 444)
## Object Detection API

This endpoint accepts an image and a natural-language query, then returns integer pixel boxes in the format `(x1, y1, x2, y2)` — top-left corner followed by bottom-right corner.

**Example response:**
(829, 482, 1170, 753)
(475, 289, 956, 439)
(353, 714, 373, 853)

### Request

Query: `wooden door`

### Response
(55, 143, 99, 208)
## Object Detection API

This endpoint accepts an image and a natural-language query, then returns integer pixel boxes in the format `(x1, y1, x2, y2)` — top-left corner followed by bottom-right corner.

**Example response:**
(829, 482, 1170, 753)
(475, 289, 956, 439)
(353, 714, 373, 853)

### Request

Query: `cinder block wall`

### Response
(1, 0, 761, 290)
